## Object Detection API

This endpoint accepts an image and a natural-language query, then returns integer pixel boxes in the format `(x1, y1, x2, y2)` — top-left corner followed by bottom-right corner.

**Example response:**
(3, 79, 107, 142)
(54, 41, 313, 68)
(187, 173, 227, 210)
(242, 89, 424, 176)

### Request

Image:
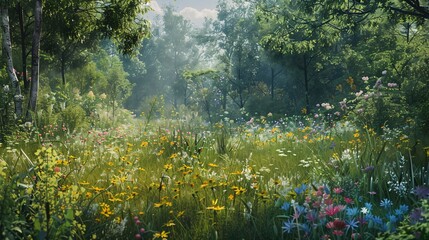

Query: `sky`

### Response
(149, 0, 220, 27)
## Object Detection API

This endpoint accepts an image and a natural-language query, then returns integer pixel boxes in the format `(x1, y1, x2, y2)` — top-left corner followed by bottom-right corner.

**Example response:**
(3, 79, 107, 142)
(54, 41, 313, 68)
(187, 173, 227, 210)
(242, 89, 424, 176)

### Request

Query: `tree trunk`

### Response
(303, 54, 310, 114)
(18, 4, 30, 92)
(1, 7, 24, 119)
(26, 0, 42, 121)
(61, 55, 66, 85)
(270, 67, 275, 100)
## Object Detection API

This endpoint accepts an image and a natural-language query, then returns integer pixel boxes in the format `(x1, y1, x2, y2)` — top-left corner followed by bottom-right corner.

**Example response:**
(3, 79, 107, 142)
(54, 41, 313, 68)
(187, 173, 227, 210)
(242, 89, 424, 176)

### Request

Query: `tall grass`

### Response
(0, 115, 426, 239)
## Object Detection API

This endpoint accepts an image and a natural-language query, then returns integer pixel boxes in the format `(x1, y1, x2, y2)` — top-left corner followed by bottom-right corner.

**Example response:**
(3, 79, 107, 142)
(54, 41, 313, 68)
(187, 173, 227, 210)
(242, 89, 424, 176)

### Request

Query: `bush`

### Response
(61, 105, 88, 132)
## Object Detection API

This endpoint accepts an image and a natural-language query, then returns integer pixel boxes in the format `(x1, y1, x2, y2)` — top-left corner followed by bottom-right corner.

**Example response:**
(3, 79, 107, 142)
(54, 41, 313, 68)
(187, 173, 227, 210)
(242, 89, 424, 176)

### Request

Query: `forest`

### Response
(1, 0, 429, 239)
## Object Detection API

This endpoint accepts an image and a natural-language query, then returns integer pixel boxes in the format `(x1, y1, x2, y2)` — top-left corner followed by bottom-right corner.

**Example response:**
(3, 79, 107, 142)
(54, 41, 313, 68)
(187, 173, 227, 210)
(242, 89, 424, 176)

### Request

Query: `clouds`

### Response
(149, 1, 217, 27)
(149, 1, 163, 15)
(179, 7, 218, 24)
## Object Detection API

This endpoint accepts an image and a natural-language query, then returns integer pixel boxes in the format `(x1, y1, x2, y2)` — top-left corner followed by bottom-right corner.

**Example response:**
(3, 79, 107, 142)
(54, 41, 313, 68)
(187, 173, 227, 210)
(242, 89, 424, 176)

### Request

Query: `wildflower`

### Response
(355, 90, 363, 97)
(232, 186, 246, 195)
(305, 211, 317, 222)
(294, 184, 307, 195)
(346, 218, 359, 230)
(99, 93, 107, 99)
(387, 83, 398, 88)
(164, 220, 176, 227)
(282, 219, 294, 233)
(353, 131, 360, 138)
(413, 185, 429, 199)
(321, 102, 333, 110)
(87, 91, 95, 100)
(333, 219, 346, 229)
(153, 231, 169, 240)
(339, 99, 347, 111)
(382, 70, 387, 75)
(333, 230, 344, 236)
(361, 207, 369, 214)
(380, 198, 393, 209)
(364, 202, 373, 212)
(326, 221, 334, 229)
(362, 76, 369, 82)
(351, 233, 361, 239)
(228, 194, 234, 201)
(410, 208, 423, 223)
(333, 187, 343, 194)
(281, 202, 291, 211)
(325, 205, 344, 216)
(163, 164, 173, 170)
(346, 207, 359, 217)
(100, 203, 113, 217)
(90, 186, 105, 193)
(344, 197, 353, 204)
(206, 199, 225, 211)
(395, 204, 409, 216)
(372, 215, 383, 225)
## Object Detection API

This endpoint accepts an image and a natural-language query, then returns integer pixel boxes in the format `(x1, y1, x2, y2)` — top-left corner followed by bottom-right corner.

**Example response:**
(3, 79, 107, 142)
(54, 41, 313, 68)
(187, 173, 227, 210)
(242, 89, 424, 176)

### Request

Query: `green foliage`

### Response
(378, 200, 429, 239)
(61, 104, 88, 132)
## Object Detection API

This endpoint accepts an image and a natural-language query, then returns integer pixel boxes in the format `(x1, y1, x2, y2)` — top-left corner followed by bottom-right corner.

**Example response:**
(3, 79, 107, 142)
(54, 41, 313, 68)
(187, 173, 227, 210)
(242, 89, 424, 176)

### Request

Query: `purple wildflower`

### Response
(413, 186, 429, 199)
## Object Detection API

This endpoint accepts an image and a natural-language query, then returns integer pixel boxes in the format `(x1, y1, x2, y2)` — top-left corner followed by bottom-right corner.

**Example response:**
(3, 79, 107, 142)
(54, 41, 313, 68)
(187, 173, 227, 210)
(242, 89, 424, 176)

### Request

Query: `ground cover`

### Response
(1, 113, 428, 239)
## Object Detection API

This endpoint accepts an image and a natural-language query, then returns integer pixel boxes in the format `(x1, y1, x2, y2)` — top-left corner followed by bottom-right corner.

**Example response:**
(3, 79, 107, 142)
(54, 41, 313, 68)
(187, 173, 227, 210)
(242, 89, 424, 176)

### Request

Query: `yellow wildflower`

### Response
(153, 231, 169, 240)
(206, 199, 225, 211)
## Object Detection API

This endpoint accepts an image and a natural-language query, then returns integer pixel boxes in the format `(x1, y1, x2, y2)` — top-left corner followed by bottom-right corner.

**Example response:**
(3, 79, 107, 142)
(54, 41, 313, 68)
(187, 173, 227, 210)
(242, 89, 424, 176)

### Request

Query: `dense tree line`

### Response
(1, 0, 428, 137)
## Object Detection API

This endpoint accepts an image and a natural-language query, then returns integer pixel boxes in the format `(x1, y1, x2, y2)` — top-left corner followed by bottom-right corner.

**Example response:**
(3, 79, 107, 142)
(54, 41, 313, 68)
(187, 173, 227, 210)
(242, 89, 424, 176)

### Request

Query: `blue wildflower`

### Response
(296, 205, 306, 215)
(398, 204, 409, 214)
(323, 184, 331, 194)
(364, 202, 373, 212)
(282, 219, 295, 233)
(346, 207, 359, 217)
(294, 184, 307, 195)
(387, 214, 398, 223)
(380, 198, 393, 209)
(299, 223, 311, 234)
(281, 202, 291, 212)
(372, 215, 383, 225)
(394, 209, 403, 217)
(346, 218, 359, 230)
(365, 213, 374, 222)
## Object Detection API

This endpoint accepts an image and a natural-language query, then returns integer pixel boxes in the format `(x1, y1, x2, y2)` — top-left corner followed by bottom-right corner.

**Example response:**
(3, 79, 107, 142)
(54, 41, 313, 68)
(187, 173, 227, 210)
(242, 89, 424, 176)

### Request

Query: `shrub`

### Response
(61, 105, 88, 132)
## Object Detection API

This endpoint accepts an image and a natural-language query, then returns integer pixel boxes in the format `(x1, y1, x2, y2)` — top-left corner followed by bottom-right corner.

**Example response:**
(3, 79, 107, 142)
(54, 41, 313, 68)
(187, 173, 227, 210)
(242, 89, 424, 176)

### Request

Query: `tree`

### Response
(157, 6, 200, 107)
(258, 0, 344, 114)
(42, 0, 151, 85)
(1, 6, 23, 118)
(293, 0, 429, 21)
(26, 0, 42, 121)
(94, 46, 133, 121)
(214, 0, 261, 109)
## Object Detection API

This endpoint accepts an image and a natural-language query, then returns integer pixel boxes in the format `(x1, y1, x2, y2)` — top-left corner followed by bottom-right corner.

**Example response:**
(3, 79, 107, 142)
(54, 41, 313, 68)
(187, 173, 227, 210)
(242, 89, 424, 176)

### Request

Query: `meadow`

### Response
(1, 107, 428, 240)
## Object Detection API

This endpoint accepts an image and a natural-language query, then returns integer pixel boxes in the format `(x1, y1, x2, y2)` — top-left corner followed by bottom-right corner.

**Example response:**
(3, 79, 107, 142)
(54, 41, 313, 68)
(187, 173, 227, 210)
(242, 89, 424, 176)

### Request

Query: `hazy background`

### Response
(149, 0, 219, 27)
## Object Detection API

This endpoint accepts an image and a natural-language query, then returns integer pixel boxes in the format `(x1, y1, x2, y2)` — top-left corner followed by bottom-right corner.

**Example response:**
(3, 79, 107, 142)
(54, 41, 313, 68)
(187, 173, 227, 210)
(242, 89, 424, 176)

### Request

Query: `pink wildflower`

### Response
(344, 197, 353, 204)
(325, 205, 344, 216)
(333, 230, 344, 236)
(333, 187, 343, 194)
